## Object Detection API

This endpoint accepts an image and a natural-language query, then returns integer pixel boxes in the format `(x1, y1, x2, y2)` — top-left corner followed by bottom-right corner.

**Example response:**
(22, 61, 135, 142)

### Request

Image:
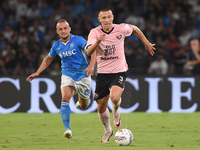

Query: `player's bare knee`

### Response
(110, 96, 119, 105)
(62, 95, 71, 102)
(98, 106, 107, 113)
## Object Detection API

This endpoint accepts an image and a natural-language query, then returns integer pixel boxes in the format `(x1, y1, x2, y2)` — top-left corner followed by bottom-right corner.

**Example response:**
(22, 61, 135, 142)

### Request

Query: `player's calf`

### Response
(75, 98, 91, 109)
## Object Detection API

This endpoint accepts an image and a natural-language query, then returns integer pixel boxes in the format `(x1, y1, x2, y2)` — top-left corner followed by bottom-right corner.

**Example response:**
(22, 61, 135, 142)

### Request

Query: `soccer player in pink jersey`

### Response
(86, 7, 156, 143)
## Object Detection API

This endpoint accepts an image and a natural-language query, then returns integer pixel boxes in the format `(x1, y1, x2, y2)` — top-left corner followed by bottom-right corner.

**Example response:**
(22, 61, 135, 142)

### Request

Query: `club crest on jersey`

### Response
(116, 35, 122, 40)
(70, 43, 74, 48)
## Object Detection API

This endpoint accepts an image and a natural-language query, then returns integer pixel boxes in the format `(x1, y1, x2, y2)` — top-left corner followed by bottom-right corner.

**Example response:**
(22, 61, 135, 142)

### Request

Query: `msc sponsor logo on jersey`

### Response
(59, 49, 77, 58)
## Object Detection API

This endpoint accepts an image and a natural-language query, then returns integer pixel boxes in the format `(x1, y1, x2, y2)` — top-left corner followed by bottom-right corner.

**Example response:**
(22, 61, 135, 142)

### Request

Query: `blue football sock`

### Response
(60, 102, 71, 130)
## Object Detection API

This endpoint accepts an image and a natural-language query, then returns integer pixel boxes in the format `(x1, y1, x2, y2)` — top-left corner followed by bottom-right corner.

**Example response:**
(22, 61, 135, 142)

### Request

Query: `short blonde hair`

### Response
(56, 19, 69, 29)
(57, 19, 68, 24)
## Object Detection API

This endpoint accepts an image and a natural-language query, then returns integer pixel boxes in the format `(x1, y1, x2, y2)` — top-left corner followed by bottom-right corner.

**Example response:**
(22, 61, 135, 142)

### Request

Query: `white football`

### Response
(115, 129, 133, 146)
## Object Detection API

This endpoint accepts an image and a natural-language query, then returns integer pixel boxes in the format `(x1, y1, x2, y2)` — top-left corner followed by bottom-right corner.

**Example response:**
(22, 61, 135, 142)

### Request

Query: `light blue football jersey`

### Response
(49, 34, 89, 81)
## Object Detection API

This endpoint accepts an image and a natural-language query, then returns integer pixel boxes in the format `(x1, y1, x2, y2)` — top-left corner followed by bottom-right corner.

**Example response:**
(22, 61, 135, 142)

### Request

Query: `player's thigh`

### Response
(61, 86, 76, 102)
(110, 72, 126, 101)
(76, 77, 91, 100)
(60, 75, 76, 101)
(110, 85, 124, 100)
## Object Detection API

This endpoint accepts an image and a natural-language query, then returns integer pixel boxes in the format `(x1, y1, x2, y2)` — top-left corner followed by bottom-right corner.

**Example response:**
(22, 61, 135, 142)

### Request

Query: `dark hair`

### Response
(98, 6, 113, 15)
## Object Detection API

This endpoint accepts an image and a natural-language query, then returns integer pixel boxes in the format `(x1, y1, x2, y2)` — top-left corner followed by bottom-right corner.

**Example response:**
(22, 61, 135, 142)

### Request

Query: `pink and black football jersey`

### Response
(87, 24, 133, 73)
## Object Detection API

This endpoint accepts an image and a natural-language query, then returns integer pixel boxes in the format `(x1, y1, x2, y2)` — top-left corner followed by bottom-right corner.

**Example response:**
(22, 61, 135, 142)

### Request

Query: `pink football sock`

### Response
(98, 108, 112, 133)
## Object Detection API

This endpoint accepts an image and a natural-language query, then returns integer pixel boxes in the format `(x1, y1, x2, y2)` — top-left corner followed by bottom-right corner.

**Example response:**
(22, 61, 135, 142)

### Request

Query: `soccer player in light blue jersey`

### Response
(27, 19, 96, 139)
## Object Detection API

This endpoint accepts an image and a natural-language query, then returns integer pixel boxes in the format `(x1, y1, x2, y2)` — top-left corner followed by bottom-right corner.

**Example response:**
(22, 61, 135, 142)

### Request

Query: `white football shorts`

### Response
(60, 75, 91, 99)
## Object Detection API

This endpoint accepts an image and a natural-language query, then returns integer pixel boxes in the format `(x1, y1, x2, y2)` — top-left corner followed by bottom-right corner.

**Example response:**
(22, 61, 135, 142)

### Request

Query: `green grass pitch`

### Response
(0, 112, 200, 150)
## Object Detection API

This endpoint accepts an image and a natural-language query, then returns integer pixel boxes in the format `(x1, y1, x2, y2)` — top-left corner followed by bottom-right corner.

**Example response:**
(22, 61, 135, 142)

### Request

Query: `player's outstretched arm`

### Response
(190, 39, 200, 62)
(187, 60, 200, 66)
(132, 25, 156, 56)
(26, 55, 53, 81)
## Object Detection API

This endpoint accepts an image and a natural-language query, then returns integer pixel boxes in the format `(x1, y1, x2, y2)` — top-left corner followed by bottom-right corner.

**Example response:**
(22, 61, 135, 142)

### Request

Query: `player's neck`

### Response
(102, 26, 112, 32)
(101, 24, 113, 33)
(61, 35, 71, 43)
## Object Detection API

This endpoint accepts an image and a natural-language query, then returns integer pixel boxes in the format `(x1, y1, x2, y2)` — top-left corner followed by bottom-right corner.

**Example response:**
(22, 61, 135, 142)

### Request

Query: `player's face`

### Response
(98, 10, 114, 31)
(56, 22, 71, 40)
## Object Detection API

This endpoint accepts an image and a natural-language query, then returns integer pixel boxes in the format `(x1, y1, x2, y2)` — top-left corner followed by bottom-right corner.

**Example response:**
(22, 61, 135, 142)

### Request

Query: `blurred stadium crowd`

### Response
(0, 0, 200, 76)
